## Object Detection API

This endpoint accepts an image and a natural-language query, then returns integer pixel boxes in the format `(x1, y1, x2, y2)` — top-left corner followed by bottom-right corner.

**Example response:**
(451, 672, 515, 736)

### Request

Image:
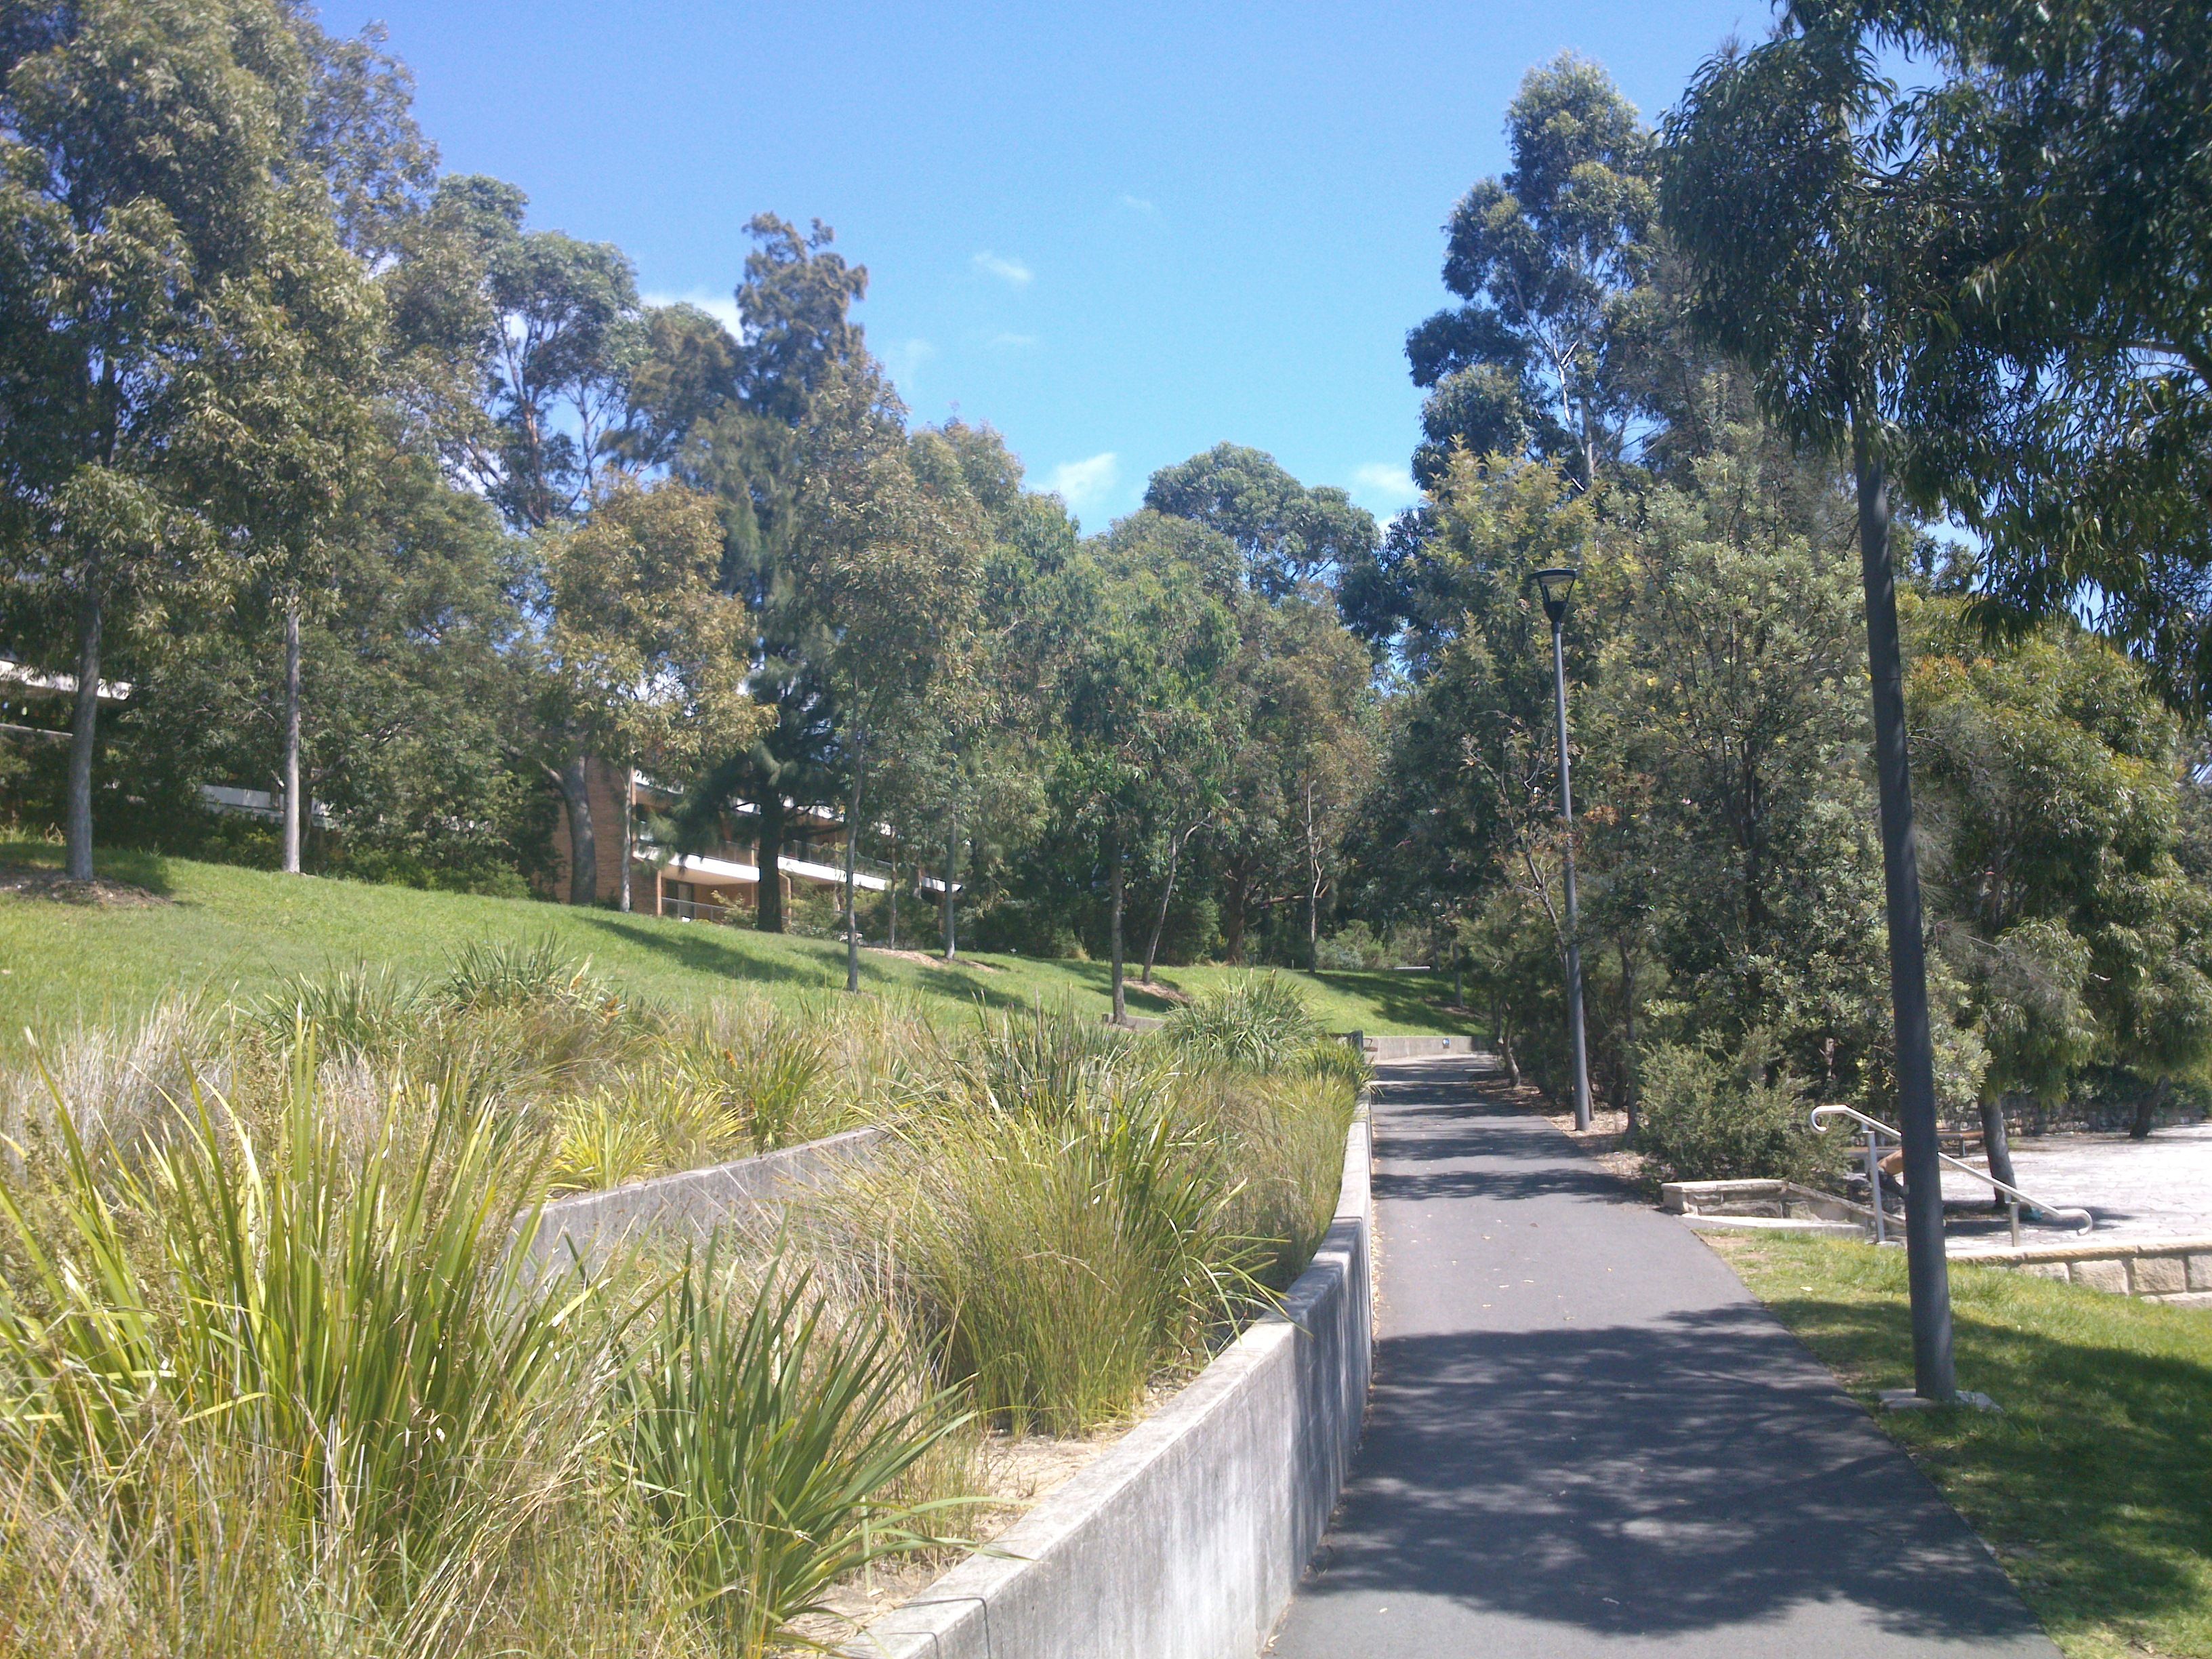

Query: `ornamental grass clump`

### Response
(0, 1039, 591, 1569)
(616, 1243, 972, 1655)
(1165, 972, 1321, 1071)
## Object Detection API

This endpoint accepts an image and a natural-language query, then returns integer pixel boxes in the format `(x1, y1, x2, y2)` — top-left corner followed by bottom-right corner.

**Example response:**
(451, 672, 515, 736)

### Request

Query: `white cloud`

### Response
(988, 331, 1038, 350)
(1351, 463, 1420, 512)
(1047, 452, 1118, 513)
(640, 288, 741, 335)
(1118, 192, 1157, 213)
(971, 250, 1033, 287)
(886, 337, 937, 392)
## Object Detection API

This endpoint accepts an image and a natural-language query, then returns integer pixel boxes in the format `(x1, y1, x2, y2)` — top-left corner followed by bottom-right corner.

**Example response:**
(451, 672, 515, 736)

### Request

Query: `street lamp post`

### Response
(1535, 566, 1593, 1133)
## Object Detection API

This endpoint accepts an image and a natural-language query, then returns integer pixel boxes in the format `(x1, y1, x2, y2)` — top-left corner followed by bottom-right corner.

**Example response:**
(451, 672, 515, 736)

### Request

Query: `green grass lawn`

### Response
(1714, 1233, 2212, 1659)
(0, 838, 1471, 1054)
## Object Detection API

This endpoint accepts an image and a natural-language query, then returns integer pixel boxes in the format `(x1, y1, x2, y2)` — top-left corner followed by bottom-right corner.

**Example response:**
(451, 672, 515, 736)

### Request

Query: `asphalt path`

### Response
(1267, 1057, 2058, 1659)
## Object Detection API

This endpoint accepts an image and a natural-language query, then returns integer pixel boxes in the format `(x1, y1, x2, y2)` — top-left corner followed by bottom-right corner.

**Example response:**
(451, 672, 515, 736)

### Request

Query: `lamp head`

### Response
(1534, 565, 1579, 626)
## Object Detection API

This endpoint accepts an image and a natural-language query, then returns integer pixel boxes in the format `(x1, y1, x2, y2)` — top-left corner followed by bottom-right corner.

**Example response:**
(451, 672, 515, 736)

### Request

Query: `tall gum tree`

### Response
(1663, 18, 1971, 1399)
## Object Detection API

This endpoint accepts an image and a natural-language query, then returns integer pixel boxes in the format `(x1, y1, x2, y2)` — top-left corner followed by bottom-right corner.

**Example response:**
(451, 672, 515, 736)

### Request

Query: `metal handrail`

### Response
(1809, 1104, 2093, 1235)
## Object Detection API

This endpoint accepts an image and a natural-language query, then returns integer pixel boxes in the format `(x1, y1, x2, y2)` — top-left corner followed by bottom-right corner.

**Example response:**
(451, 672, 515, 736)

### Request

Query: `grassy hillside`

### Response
(0, 838, 1469, 1052)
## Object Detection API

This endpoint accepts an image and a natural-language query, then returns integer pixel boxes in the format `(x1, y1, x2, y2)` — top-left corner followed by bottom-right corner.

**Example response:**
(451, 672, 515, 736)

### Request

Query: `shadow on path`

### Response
(1269, 1059, 2056, 1659)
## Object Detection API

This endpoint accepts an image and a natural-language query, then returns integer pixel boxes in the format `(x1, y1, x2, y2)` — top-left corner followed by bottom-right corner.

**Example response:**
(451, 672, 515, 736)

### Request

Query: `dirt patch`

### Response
(0, 863, 169, 907)
(867, 947, 1006, 972)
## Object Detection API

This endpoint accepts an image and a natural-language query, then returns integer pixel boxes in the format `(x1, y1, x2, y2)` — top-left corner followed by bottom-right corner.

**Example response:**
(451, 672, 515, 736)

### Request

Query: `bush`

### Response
(1636, 1036, 1842, 1186)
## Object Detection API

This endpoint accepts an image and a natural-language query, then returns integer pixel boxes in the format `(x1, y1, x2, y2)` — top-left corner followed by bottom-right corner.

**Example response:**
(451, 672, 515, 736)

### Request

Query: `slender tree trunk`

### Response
(1619, 939, 1639, 1139)
(1978, 1093, 2018, 1204)
(559, 754, 596, 905)
(618, 764, 634, 914)
(1305, 781, 1325, 970)
(888, 837, 899, 950)
(757, 791, 785, 933)
(1856, 418, 1954, 1401)
(281, 599, 303, 875)
(64, 584, 102, 883)
(1143, 821, 1199, 984)
(844, 750, 866, 994)
(1500, 1019, 1521, 1090)
(941, 806, 958, 959)
(1109, 844, 1128, 1025)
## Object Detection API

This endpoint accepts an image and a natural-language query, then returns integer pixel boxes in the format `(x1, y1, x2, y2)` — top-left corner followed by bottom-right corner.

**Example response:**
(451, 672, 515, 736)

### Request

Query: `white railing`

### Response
(1809, 1103, 2093, 1244)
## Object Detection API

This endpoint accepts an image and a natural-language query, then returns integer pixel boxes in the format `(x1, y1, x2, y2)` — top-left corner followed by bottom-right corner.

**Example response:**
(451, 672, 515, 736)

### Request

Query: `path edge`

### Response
(843, 1094, 1376, 1659)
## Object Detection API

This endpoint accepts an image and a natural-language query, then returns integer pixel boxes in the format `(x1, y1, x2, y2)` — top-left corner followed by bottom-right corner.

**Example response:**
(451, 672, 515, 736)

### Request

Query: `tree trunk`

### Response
(1221, 872, 1249, 965)
(618, 765, 634, 914)
(1109, 845, 1128, 1025)
(559, 754, 596, 905)
(888, 838, 899, 950)
(1855, 418, 1954, 1402)
(1619, 939, 1640, 1139)
(281, 599, 303, 875)
(64, 585, 102, 883)
(1500, 1019, 1521, 1090)
(941, 806, 958, 959)
(1978, 1093, 2018, 1203)
(844, 751, 865, 994)
(757, 791, 785, 933)
(1143, 822, 1197, 984)
(2129, 1076, 2169, 1141)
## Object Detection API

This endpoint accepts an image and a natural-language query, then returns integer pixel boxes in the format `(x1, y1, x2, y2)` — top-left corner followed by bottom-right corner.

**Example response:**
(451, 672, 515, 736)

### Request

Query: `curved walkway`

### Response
(1268, 1057, 2057, 1659)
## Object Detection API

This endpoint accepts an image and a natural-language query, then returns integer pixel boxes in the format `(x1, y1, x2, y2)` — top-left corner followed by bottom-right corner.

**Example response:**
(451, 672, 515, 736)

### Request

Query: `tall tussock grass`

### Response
(822, 996, 1360, 1435)
(0, 945, 1366, 1652)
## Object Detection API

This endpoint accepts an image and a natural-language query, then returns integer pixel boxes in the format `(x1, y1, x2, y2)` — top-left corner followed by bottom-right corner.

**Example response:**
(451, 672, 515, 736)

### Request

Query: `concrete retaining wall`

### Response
(1952, 1234, 2212, 1307)
(1351, 1032, 1477, 1060)
(845, 1106, 1375, 1659)
(518, 1126, 886, 1275)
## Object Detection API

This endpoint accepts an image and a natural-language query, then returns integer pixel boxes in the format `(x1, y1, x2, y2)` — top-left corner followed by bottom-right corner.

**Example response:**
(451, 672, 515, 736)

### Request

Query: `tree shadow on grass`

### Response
(571, 914, 843, 991)
(1752, 1266, 2212, 1649)
(1307, 968, 1469, 1032)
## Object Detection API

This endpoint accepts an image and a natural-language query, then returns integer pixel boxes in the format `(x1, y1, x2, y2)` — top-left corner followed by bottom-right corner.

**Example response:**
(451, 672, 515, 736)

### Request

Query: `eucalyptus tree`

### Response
(1029, 514, 1237, 1022)
(541, 480, 756, 912)
(1796, 1, 2212, 707)
(1143, 443, 1377, 596)
(1662, 17, 1970, 1399)
(0, 0, 356, 881)
(783, 366, 985, 991)
(1406, 54, 1657, 490)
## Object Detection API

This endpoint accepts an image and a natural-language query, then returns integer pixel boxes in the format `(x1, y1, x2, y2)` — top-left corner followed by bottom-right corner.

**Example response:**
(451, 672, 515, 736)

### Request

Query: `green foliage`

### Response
(1635, 1035, 1841, 1185)
(439, 934, 615, 1014)
(0, 1043, 580, 1568)
(616, 1246, 969, 1655)
(856, 1097, 1261, 1434)
(256, 960, 425, 1059)
(1404, 54, 1656, 490)
(1166, 972, 1322, 1071)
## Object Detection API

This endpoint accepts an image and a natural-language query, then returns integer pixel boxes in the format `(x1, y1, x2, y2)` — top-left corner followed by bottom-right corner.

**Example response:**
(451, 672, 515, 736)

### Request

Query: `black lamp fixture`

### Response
(1534, 565, 1579, 625)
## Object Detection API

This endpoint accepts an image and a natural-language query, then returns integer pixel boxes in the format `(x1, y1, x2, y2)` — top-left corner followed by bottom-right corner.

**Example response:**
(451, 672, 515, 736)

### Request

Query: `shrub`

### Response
(962, 999, 1136, 1120)
(1636, 1035, 1842, 1186)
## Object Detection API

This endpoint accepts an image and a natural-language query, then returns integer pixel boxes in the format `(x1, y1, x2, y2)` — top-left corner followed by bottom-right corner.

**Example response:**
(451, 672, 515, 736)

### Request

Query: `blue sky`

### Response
(342, 1, 1769, 529)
